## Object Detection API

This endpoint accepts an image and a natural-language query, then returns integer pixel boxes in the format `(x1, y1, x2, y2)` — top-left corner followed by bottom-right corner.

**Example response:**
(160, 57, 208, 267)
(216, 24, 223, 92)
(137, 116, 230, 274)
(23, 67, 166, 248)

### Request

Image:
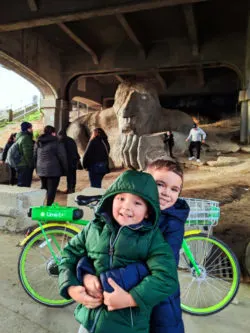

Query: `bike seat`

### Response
(75, 195, 102, 206)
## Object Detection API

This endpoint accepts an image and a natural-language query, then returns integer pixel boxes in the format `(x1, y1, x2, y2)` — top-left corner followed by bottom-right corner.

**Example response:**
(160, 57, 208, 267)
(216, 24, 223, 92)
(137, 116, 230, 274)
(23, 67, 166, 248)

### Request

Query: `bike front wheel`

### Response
(179, 233, 240, 315)
(18, 225, 78, 307)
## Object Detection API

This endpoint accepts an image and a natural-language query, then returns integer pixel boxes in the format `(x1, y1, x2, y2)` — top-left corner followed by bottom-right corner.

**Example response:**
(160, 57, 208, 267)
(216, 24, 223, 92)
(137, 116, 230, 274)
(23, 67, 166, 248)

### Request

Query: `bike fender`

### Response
(19, 223, 80, 246)
(184, 230, 202, 237)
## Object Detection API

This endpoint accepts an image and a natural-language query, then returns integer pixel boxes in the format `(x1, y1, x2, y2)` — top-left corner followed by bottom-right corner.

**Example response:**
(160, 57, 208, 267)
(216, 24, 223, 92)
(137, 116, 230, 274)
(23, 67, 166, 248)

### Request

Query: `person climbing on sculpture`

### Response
(75, 159, 190, 333)
(185, 123, 206, 163)
(163, 130, 174, 158)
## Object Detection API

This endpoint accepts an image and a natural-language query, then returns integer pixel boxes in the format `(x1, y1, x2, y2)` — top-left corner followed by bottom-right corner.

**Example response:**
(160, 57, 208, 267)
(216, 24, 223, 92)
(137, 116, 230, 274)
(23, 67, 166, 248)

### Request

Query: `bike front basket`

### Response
(181, 198, 220, 226)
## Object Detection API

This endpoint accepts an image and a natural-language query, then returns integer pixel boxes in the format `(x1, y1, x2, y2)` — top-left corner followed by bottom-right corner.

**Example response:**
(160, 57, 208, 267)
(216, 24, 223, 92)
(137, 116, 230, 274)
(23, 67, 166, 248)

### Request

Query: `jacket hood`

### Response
(161, 198, 190, 223)
(16, 131, 32, 140)
(37, 134, 58, 146)
(96, 170, 160, 228)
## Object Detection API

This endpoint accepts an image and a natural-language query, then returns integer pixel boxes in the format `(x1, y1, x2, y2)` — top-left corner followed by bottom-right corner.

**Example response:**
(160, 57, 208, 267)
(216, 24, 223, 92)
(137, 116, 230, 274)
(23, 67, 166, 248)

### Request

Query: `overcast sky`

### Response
(0, 65, 40, 110)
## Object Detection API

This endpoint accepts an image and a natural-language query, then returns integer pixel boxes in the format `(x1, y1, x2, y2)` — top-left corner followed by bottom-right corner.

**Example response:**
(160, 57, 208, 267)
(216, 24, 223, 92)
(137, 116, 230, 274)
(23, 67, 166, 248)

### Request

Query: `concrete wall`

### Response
(0, 185, 46, 232)
(62, 33, 245, 86)
(68, 77, 103, 104)
(0, 30, 61, 96)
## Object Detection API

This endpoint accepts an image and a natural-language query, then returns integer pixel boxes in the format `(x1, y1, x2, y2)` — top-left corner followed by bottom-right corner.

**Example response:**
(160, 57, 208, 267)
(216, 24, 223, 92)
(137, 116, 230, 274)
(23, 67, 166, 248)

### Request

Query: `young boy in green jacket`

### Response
(58, 170, 178, 333)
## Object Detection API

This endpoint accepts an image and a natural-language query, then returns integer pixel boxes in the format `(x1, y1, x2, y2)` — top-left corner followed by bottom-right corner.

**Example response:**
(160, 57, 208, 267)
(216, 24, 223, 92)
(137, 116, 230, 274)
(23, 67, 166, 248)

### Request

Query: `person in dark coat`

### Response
(82, 128, 110, 188)
(76, 160, 189, 333)
(15, 121, 34, 187)
(34, 125, 68, 206)
(164, 131, 174, 158)
(58, 129, 80, 194)
(0, 132, 17, 185)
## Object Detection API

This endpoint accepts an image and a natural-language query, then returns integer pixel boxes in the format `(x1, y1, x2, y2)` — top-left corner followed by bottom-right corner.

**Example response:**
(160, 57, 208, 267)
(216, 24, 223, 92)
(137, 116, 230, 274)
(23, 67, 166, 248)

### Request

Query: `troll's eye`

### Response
(141, 94, 148, 100)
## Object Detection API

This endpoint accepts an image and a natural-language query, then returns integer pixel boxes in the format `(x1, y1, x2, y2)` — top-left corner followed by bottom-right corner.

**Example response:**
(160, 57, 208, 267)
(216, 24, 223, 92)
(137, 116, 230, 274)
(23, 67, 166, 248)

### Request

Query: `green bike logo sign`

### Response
(42, 212, 65, 218)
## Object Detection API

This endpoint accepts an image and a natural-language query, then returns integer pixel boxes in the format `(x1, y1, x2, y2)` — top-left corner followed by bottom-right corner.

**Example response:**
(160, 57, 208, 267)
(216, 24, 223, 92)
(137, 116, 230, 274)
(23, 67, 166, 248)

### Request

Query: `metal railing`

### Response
(0, 103, 39, 122)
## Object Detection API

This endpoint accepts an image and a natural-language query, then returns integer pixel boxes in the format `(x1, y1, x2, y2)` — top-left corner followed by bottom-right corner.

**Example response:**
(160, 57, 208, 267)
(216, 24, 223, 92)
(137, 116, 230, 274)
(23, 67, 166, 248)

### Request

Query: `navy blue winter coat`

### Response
(150, 198, 189, 333)
(77, 198, 190, 333)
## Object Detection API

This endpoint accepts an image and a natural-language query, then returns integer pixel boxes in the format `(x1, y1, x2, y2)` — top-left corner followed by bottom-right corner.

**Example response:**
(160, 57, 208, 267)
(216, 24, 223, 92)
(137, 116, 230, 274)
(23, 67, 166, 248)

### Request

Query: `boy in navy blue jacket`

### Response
(77, 160, 189, 333)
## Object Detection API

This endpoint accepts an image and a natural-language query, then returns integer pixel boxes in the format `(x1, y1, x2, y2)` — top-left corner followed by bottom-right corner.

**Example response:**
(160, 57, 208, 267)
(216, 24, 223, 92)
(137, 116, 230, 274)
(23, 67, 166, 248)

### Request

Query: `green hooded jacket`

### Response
(16, 131, 34, 168)
(58, 170, 178, 333)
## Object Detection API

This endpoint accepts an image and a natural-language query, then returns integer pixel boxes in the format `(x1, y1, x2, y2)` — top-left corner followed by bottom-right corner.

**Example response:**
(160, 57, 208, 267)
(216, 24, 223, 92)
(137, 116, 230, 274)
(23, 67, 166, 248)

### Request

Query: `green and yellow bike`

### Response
(18, 196, 240, 316)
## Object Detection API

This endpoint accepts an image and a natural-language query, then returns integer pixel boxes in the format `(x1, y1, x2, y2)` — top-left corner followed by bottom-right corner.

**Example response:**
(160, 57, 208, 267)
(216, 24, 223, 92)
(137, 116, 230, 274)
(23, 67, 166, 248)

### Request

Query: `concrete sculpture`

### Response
(68, 81, 193, 169)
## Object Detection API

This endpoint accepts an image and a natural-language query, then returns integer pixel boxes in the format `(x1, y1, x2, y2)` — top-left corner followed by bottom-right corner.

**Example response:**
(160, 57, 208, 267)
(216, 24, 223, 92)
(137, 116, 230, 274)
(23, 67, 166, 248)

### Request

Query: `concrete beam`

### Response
(72, 63, 223, 78)
(196, 65, 205, 86)
(0, 0, 208, 32)
(183, 4, 199, 56)
(27, 0, 38, 12)
(58, 23, 99, 65)
(153, 71, 167, 92)
(114, 75, 124, 83)
(116, 14, 145, 58)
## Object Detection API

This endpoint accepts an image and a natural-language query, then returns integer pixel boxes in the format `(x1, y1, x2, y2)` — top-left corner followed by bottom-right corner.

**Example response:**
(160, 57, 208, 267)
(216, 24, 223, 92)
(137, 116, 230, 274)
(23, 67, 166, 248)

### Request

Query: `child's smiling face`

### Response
(149, 169, 182, 210)
(112, 193, 148, 226)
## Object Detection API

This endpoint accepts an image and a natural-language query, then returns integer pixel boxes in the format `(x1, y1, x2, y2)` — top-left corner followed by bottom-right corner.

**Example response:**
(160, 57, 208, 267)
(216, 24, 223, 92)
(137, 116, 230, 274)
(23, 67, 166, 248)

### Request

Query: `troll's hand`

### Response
(103, 278, 137, 311)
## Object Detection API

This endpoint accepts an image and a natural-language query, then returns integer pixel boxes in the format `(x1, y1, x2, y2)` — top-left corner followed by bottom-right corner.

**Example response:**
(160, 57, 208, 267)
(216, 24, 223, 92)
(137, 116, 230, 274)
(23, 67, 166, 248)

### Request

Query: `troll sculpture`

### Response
(68, 81, 193, 169)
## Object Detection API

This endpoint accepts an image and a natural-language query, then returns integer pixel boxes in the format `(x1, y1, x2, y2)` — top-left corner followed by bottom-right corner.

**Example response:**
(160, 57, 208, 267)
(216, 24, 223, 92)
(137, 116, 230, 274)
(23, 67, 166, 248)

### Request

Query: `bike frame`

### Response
(20, 220, 203, 275)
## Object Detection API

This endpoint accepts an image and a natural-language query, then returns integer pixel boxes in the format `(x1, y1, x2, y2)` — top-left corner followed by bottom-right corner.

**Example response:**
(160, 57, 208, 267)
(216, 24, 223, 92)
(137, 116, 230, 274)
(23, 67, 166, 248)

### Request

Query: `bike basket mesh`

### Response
(180, 198, 220, 226)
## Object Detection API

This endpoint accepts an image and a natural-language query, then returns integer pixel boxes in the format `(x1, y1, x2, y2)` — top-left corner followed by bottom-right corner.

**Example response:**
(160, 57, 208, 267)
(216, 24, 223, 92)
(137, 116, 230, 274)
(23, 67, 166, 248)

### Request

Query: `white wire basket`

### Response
(180, 197, 220, 226)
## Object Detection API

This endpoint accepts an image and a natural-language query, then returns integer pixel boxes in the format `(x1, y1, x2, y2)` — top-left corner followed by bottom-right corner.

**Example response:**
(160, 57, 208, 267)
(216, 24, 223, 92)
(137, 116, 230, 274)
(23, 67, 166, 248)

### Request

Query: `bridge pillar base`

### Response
(56, 99, 70, 131)
(239, 90, 250, 144)
(41, 97, 56, 127)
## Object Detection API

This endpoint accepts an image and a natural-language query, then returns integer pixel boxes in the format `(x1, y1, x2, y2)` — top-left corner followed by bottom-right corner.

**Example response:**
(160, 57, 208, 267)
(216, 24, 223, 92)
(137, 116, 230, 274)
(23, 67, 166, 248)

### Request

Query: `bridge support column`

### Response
(239, 90, 250, 144)
(56, 99, 70, 131)
(242, 11, 250, 144)
(41, 97, 56, 127)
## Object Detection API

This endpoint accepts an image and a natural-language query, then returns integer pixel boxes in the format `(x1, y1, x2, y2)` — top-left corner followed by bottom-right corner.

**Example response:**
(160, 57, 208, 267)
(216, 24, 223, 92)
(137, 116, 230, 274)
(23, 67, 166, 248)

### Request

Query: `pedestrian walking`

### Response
(185, 123, 206, 163)
(163, 130, 174, 158)
(0, 133, 17, 185)
(34, 125, 68, 205)
(15, 122, 34, 187)
(58, 129, 80, 194)
(82, 128, 110, 188)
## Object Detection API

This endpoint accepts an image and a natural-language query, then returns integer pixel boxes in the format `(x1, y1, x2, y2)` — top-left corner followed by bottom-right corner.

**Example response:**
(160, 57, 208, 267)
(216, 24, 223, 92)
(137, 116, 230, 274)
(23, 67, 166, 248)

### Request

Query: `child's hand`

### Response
(84, 274, 103, 299)
(103, 278, 137, 311)
(68, 285, 103, 308)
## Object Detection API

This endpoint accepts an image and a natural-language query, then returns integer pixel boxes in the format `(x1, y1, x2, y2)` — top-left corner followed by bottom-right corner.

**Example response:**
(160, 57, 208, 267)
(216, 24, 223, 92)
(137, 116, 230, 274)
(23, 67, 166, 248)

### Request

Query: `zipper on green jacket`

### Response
(89, 307, 103, 333)
(109, 226, 125, 268)
(108, 224, 143, 328)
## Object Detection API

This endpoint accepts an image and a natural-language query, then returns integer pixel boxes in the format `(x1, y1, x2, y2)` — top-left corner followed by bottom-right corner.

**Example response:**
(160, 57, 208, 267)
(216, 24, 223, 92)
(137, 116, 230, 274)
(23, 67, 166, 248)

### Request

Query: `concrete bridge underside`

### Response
(0, 0, 250, 142)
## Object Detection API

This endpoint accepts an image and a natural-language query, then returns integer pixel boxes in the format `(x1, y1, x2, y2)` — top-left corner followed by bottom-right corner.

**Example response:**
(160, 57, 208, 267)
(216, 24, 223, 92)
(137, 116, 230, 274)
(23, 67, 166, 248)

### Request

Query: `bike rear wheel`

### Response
(179, 233, 240, 315)
(18, 225, 78, 307)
